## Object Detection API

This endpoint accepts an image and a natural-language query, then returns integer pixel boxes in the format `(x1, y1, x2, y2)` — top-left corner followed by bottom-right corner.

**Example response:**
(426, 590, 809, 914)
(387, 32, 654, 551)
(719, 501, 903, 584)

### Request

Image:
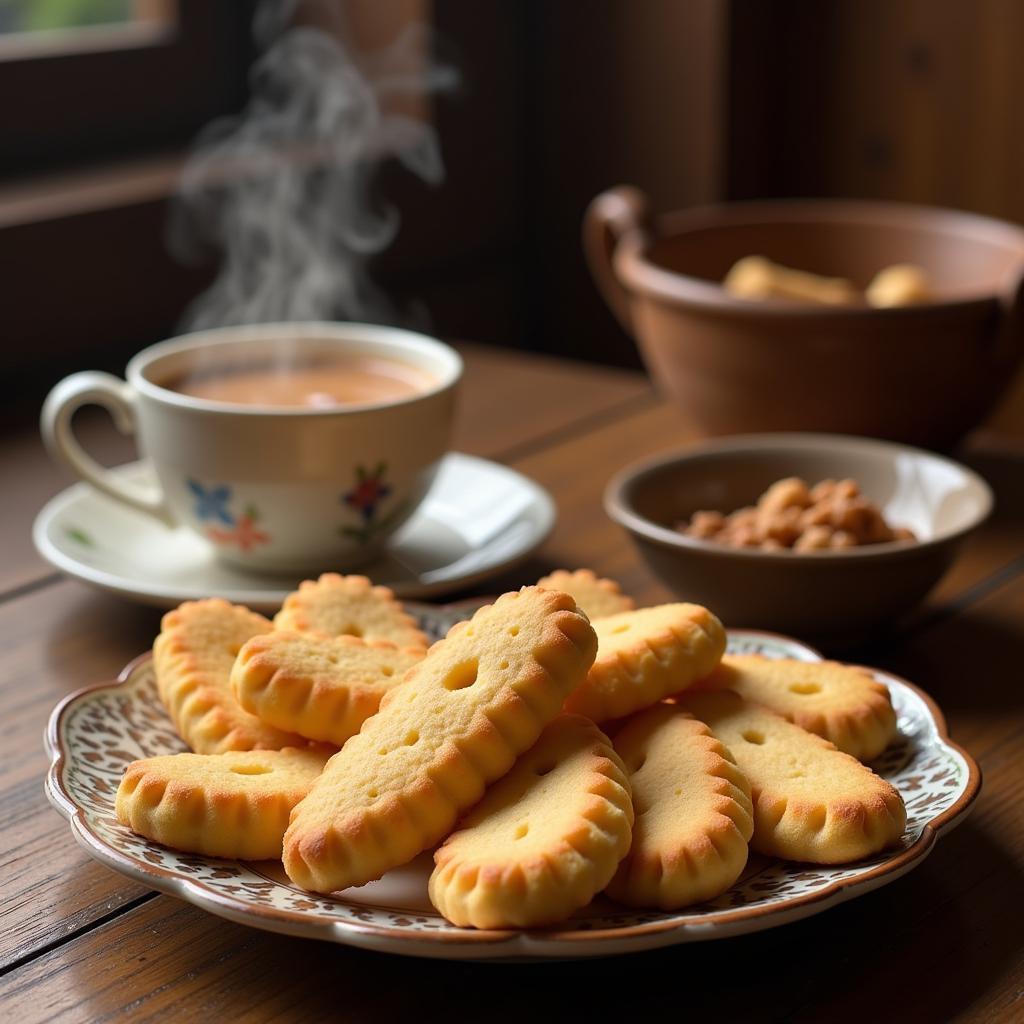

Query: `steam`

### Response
(168, 2, 457, 330)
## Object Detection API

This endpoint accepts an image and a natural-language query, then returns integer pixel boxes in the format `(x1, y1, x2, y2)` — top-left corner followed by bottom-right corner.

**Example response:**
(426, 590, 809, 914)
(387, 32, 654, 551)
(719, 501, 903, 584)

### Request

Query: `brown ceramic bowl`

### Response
(605, 433, 993, 648)
(585, 189, 1024, 450)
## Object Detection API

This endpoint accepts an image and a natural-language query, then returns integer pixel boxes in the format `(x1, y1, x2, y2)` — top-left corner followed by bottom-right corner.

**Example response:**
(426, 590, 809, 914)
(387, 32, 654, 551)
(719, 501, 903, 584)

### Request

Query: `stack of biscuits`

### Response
(116, 569, 906, 929)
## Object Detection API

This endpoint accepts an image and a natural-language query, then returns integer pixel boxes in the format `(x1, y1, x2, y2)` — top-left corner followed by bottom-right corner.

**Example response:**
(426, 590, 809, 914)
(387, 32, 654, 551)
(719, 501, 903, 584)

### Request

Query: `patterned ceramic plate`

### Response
(45, 603, 980, 961)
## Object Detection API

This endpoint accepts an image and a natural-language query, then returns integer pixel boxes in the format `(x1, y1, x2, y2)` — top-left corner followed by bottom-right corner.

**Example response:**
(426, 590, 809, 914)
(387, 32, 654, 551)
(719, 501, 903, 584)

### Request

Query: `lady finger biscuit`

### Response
(429, 714, 633, 929)
(535, 568, 635, 620)
(115, 747, 331, 860)
(564, 604, 726, 723)
(606, 705, 753, 909)
(274, 573, 429, 648)
(676, 690, 906, 863)
(283, 587, 598, 893)
(698, 655, 897, 761)
(153, 599, 305, 754)
(232, 632, 426, 747)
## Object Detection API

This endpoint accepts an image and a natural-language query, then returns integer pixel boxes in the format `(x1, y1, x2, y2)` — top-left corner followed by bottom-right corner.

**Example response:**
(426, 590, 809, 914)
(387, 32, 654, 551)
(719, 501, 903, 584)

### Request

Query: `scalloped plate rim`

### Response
(44, 621, 981, 961)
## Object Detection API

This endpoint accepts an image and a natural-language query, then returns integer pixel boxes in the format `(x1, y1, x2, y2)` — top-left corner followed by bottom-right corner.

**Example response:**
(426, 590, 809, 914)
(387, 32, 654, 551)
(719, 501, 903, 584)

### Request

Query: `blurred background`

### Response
(3, 0, 1023, 421)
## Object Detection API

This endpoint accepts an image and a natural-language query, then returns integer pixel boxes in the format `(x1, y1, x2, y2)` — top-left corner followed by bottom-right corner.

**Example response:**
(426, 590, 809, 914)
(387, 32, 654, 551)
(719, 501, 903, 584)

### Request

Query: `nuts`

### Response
(794, 525, 833, 551)
(678, 477, 916, 552)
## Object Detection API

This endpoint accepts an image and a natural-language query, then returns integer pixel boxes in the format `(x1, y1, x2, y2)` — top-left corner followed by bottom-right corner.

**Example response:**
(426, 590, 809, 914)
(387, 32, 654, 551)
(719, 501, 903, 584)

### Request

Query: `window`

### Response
(0, 1, 252, 174)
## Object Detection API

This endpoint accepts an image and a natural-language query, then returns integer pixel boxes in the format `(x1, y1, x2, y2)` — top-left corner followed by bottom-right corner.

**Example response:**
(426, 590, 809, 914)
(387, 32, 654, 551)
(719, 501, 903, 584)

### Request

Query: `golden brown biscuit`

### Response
(232, 632, 426, 747)
(535, 568, 635, 620)
(274, 573, 429, 648)
(283, 586, 598, 893)
(698, 655, 897, 761)
(115, 747, 330, 859)
(723, 255, 858, 305)
(866, 264, 931, 307)
(675, 690, 906, 863)
(606, 705, 753, 909)
(564, 603, 726, 723)
(429, 714, 633, 928)
(153, 599, 305, 754)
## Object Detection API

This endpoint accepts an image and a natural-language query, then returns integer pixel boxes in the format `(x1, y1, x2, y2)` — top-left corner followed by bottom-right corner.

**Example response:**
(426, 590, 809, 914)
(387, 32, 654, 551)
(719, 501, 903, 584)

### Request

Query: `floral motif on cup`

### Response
(340, 462, 407, 545)
(206, 509, 270, 553)
(188, 479, 270, 553)
(187, 479, 235, 526)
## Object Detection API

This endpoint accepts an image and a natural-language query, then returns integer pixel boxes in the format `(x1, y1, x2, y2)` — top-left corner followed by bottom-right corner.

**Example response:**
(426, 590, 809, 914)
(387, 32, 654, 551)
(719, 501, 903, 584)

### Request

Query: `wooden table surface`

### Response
(1, 342, 1022, 1022)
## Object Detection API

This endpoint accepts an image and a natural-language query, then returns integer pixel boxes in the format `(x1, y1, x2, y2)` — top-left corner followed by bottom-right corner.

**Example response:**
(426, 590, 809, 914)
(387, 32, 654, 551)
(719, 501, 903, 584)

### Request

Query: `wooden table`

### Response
(2, 343, 1022, 1022)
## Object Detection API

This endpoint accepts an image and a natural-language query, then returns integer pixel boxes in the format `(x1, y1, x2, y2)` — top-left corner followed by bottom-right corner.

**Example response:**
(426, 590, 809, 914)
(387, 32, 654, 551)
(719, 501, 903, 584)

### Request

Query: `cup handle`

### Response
(582, 185, 653, 332)
(41, 371, 175, 526)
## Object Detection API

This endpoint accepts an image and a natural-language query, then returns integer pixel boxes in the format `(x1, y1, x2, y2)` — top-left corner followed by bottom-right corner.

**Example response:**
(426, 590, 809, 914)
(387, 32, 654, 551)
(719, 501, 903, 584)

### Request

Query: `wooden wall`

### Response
(5, 0, 1024, 415)
(726, 0, 1024, 220)
(514, 0, 1024, 366)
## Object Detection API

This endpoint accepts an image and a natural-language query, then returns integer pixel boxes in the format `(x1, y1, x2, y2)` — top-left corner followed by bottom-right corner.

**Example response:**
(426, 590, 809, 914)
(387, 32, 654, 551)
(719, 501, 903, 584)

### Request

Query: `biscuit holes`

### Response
(508, 626, 520, 637)
(674, 788, 682, 797)
(514, 823, 530, 840)
(610, 624, 631, 635)
(788, 682, 821, 695)
(788, 770, 805, 779)
(499, 660, 509, 671)
(402, 730, 420, 747)
(377, 747, 389, 756)
(382, 667, 395, 677)
(741, 730, 766, 745)
(343, 626, 364, 638)
(443, 658, 479, 691)
(230, 764, 271, 775)
(367, 787, 379, 799)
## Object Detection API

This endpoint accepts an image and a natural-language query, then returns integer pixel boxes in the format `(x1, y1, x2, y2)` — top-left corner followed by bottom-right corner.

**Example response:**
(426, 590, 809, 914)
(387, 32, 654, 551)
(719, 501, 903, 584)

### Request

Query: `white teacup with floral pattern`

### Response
(41, 322, 462, 573)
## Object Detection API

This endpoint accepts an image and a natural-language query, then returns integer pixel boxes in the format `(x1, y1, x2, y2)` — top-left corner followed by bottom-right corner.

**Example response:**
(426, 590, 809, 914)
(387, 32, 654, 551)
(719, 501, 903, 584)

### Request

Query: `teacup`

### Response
(41, 322, 462, 572)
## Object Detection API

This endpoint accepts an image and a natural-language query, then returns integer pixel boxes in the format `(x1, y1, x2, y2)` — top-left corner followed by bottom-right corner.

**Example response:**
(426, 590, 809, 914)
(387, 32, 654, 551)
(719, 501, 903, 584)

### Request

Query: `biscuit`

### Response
(606, 705, 753, 909)
(698, 655, 897, 761)
(564, 603, 726, 723)
(153, 599, 305, 754)
(283, 586, 598, 893)
(723, 255, 857, 305)
(675, 690, 906, 863)
(535, 568, 635, 621)
(866, 263, 931, 307)
(274, 573, 429, 648)
(429, 714, 633, 928)
(115, 747, 330, 860)
(232, 632, 426, 747)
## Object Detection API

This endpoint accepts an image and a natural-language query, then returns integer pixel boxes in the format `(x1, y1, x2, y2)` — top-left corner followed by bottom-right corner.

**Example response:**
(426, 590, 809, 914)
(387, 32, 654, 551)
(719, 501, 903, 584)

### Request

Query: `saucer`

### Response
(33, 453, 556, 608)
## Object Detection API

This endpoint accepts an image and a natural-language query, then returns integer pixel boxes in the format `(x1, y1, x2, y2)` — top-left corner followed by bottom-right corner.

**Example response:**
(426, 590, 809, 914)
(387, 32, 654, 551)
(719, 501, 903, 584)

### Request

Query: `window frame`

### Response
(0, 1, 255, 176)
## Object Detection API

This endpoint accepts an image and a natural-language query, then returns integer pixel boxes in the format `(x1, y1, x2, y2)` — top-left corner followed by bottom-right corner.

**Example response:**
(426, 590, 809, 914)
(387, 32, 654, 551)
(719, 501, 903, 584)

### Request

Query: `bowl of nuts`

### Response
(604, 433, 992, 647)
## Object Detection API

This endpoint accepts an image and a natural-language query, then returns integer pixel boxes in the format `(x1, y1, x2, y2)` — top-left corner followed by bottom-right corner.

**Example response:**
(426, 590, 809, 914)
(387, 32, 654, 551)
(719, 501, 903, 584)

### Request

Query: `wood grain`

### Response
(0, 583, 160, 967)
(1, 347, 1023, 1021)
(4, 579, 1022, 1021)
(2, 733, 1020, 1022)
(727, 0, 1024, 227)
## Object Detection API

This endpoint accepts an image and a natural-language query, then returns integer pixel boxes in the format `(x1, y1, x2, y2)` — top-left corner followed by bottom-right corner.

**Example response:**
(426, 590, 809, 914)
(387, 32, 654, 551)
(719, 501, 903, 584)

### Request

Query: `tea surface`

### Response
(170, 355, 434, 408)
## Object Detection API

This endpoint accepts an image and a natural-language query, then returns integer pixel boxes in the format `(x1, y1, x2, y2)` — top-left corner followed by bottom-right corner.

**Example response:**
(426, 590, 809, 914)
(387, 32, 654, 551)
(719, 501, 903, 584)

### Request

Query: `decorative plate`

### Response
(33, 453, 555, 607)
(45, 605, 980, 961)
